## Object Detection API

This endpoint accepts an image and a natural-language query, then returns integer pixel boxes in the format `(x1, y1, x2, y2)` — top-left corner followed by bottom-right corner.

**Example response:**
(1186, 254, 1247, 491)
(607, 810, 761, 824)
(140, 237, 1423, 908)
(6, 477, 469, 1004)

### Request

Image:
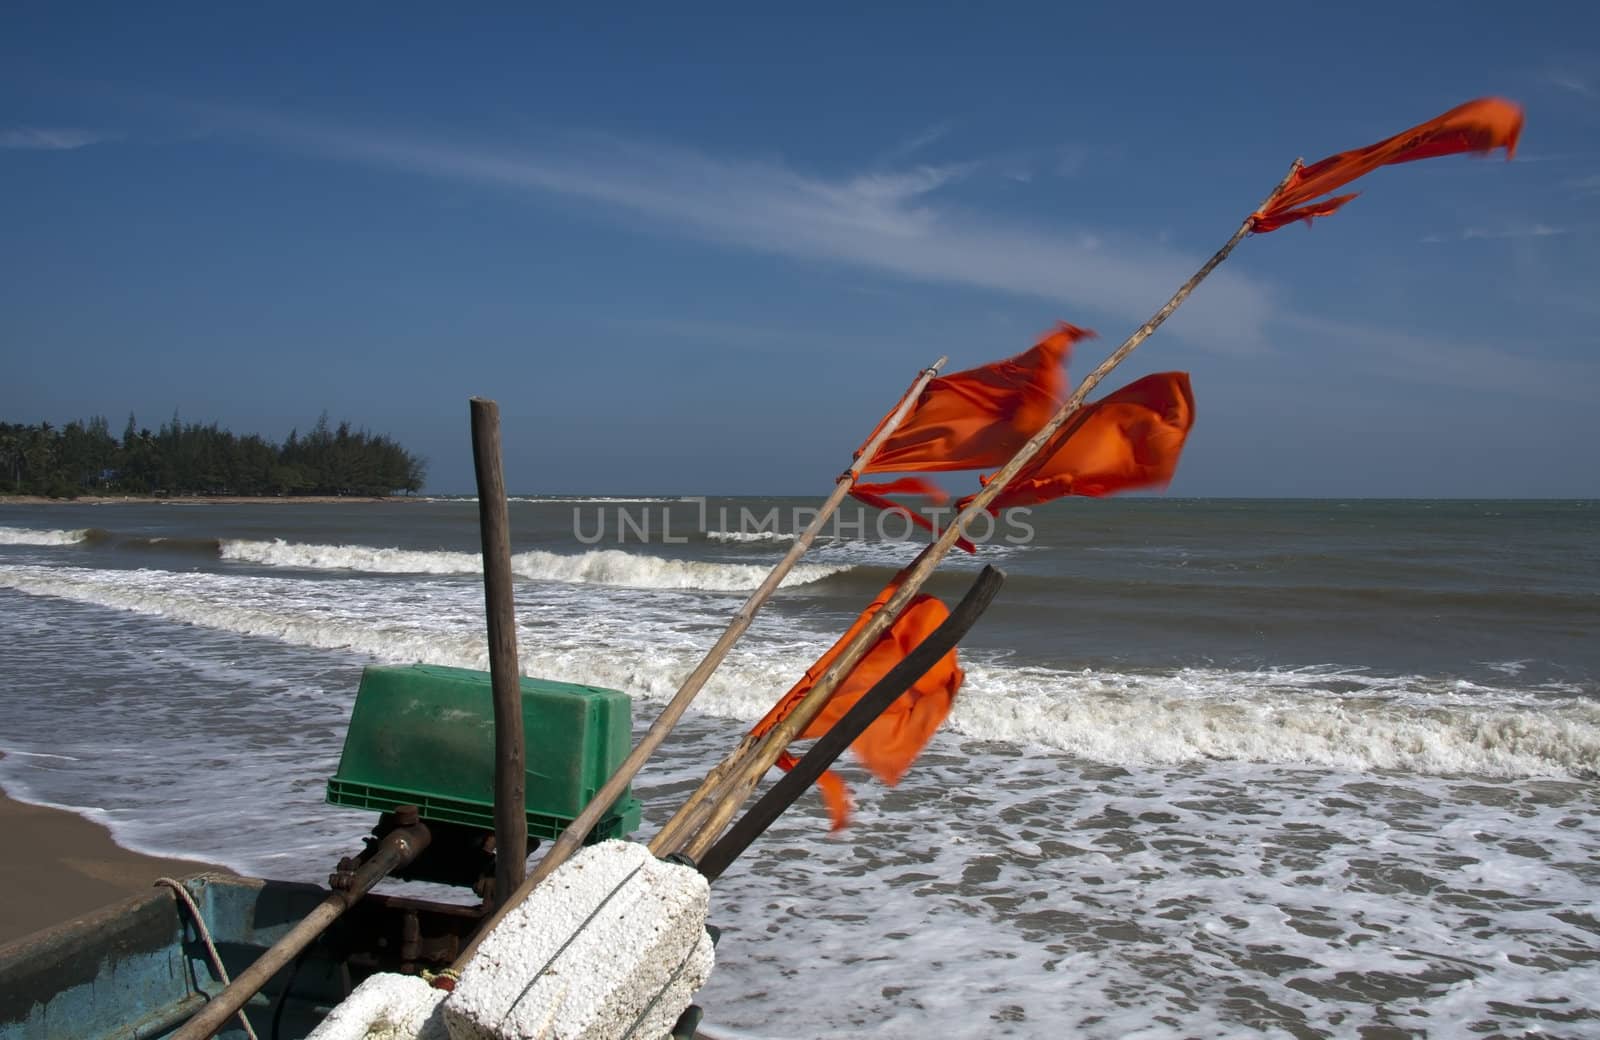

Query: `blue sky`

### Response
(3, 4, 1596, 496)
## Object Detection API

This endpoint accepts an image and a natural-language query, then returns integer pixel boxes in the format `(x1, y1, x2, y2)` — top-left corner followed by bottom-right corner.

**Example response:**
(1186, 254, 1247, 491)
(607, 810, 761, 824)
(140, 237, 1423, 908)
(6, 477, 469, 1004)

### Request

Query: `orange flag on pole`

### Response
(850, 324, 1094, 550)
(849, 327, 1197, 542)
(1251, 97, 1523, 232)
(856, 323, 1095, 474)
(748, 575, 964, 830)
(959, 371, 1196, 513)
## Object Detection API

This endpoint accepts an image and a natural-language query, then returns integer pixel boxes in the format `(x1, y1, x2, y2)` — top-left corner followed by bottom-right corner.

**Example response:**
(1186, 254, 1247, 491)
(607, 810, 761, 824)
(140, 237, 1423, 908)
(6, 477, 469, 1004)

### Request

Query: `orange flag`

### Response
(850, 324, 1094, 550)
(748, 576, 964, 830)
(960, 371, 1195, 513)
(857, 323, 1095, 473)
(1252, 97, 1523, 232)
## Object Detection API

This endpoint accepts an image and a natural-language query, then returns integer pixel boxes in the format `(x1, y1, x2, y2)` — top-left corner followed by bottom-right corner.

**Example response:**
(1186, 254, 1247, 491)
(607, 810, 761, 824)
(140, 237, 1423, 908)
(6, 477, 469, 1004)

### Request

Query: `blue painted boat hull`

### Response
(0, 872, 483, 1040)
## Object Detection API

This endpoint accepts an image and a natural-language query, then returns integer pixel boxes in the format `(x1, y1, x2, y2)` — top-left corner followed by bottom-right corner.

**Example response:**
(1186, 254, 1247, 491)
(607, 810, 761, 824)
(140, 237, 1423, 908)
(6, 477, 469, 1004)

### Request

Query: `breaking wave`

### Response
(0, 526, 90, 546)
(706, 530, 800, 544)
(3, 562, 1594, 780)
(948, 661, 1600, 779)
(218, 539, 846, 591)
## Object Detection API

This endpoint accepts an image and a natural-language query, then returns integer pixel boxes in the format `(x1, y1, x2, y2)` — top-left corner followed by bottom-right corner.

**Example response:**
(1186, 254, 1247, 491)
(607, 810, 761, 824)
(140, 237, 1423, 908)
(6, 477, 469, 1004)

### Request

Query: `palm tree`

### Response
(0, 428, 19, 491)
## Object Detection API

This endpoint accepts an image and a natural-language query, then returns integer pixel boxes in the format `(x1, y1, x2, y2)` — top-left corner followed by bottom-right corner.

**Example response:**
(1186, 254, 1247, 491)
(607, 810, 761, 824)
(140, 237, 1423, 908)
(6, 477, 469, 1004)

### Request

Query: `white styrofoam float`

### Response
(305, 972, 448, 1040)
(305, 841, 714, 1040)
(445, 840, 713, 1040)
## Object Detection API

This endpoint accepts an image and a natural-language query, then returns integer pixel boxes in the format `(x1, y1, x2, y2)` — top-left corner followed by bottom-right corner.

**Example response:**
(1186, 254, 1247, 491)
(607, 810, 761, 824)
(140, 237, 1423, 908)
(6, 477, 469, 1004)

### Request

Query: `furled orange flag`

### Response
(1252, 97, 1523, 232)
(748, 574, 963, 830)
(959, 372, 1195, 513)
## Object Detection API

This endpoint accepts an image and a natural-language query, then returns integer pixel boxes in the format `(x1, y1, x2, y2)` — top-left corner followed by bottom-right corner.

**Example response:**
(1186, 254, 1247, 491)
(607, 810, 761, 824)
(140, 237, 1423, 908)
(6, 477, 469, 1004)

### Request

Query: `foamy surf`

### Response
(951, 661, 1600, 778)
(219, 538, 848, 591)
(706, 530, 800, 544)
(3, 564, 1595, 780)
(2, 496, 1594, 1040)
(0, 526, 89, 546)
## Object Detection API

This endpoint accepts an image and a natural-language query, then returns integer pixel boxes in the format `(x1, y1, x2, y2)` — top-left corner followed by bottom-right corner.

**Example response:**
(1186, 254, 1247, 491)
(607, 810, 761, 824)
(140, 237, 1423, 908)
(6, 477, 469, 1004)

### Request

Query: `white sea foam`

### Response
(694, 754, 1600, 1038)
(949, 660, 1600, 778)
(0, 526, 88, 546)
(219, 539, 847, 591)
(3, 564, 1595, 781)
(706, 530, 800, 544)
(3, 567, 1598, 1039)
(522, 495, 684, 503)
(809, 538, 1028, 569)
(422, 495, 681, 503)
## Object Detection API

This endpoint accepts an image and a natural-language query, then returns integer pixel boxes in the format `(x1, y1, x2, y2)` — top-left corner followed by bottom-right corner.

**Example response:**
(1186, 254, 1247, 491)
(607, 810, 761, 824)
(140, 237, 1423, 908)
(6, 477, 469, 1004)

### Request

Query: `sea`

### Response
(1, 497, 1596, 1039)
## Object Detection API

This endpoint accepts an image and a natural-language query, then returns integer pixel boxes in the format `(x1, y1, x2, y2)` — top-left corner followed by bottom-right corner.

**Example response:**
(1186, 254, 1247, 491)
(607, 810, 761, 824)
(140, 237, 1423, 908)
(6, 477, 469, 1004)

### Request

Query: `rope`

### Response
(155, 877, 260, 1040)
(498, 862, 646, 1027)
(617, 929, 705, 1040)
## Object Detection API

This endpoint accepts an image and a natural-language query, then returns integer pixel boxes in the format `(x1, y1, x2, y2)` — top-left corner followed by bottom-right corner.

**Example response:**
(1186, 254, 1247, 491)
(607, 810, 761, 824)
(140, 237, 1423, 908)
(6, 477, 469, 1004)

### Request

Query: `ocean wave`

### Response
(521, 496, 685, 504)
(218, 539, 847, 591)
(948, 661, 1600, 778)
(706, 530, 800, 544)
(3, 563, 1596, 779)
(435, 496, 686, 504)
(0, 526, 90, 546)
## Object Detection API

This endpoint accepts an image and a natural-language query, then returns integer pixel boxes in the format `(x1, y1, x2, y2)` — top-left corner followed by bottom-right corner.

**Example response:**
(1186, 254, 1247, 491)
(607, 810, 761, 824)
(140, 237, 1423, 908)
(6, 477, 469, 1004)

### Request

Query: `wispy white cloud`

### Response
(1280, 313, 1599, 404)
(182, 105, 1589, 400)
(1548, 72, 1599, 100)
(1565, 174, 1600, 197)
(1420, 223, 1570, 243)
(0, 127, 119, 151)
(878, 123, 950, 165)
(211, 108, 1276, 350)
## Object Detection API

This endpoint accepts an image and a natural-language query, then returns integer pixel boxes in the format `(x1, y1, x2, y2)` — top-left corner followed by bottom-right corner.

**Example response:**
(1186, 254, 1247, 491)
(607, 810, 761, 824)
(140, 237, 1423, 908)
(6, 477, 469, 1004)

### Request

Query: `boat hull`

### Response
(0, 872, 484, 1039)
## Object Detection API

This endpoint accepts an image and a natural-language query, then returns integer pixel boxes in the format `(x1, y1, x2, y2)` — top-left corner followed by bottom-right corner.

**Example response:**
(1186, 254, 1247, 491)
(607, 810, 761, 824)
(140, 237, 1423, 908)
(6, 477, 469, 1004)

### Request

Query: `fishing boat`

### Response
(0, 662, 664, 1040)
(2, 873, 484, 1040)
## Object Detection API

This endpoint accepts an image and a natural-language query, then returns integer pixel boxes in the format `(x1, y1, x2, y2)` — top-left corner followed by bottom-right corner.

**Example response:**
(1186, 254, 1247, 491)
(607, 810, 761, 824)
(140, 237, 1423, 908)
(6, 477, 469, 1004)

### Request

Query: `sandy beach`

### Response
(0, 781, 226, 947)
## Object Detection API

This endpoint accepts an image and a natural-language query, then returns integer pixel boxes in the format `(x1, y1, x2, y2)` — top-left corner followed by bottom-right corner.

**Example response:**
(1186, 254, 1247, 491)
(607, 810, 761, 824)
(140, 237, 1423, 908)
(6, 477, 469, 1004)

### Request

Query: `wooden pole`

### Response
(696, 565, 1005, 882)
(448, 357, 947, 971)
(645, 360, 954, 856)
(470, 397, 527, 907)
(673, 161, 1304, 861)
(170, 821, 430, 1040)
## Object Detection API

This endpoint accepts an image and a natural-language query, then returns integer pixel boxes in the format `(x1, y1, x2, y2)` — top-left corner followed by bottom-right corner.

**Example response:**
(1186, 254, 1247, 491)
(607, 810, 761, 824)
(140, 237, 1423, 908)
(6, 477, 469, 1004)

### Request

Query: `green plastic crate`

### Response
(326, 664, 641, 844)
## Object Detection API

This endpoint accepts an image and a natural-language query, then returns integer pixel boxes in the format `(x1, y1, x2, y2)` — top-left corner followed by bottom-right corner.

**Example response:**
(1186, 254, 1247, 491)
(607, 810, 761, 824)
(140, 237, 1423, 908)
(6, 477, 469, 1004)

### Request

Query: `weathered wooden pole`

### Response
(470, 397, 527, 906)
(695, 565, 1006, 882)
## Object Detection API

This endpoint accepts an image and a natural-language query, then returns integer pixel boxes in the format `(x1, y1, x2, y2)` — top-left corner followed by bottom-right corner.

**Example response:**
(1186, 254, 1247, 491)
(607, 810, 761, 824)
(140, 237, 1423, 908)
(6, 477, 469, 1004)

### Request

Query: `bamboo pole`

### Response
(674, 161, 1303, 861)
(470, 397, 527, 906)
(448, 356, 947, 972)
(696, 565, 1005, 882)
(170, 821, 430, 1040)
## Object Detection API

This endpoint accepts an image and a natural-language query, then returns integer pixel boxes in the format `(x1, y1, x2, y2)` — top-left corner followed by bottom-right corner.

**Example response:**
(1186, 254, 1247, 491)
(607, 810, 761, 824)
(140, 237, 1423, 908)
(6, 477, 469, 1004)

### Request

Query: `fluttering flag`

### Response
(849, 324, 1094, 548)
(857, 323, 1095, 474)
(849, 476, 978, 553)
(849, 325, 1195, 542)
(959, 371, 1196, 513)
(1251, 97, 1524, 232)
(748, 575, 963, 830)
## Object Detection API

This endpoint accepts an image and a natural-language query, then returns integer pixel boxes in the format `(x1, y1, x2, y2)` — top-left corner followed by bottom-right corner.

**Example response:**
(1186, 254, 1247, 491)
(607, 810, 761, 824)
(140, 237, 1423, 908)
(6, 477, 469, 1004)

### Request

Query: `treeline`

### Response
(0, 412, 426, 498)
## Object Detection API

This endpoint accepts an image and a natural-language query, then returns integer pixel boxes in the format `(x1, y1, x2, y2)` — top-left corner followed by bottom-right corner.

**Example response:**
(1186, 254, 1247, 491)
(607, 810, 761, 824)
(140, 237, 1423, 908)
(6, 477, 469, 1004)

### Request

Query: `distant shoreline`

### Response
(0, 494, 424, 506)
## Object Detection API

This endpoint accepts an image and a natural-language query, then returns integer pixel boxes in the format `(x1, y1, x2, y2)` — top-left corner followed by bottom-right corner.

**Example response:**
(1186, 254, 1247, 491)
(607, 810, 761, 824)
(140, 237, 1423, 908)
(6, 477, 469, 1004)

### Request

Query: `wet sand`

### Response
(0, 783, 227, 947)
